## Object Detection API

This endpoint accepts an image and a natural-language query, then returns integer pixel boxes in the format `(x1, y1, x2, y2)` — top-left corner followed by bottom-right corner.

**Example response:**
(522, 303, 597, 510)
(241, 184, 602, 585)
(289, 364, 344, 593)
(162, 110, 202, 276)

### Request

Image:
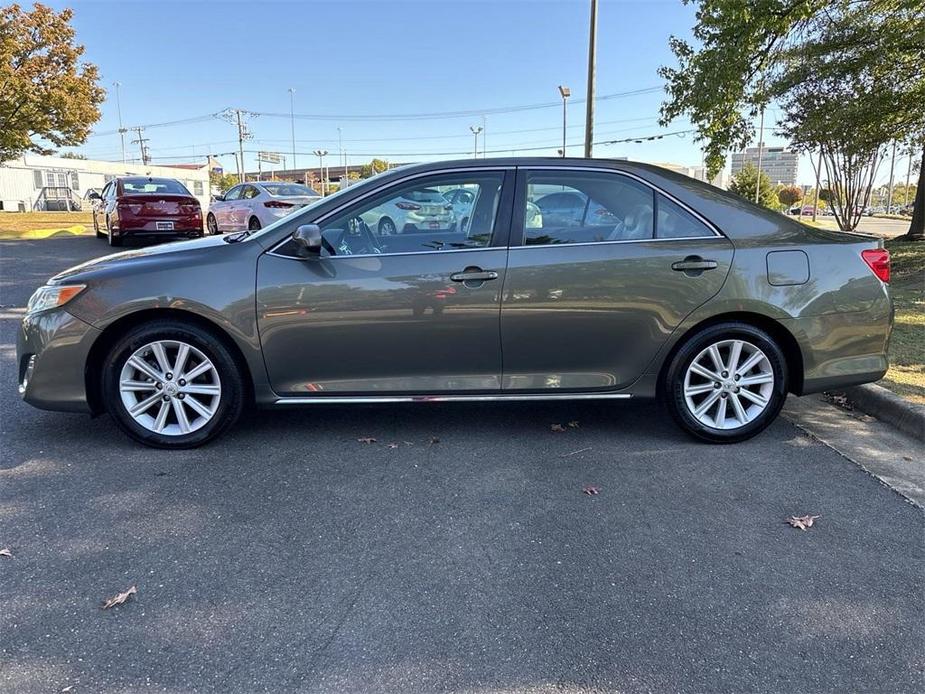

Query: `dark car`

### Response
(91, 177, 203, 246)
(18, 158, 893, 449)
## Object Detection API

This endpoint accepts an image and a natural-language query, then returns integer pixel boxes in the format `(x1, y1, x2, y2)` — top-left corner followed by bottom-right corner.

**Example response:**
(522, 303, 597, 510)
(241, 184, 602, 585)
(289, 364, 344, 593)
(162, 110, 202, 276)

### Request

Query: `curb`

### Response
(842, 383, 925, 442)
(0, 225, 92, 240)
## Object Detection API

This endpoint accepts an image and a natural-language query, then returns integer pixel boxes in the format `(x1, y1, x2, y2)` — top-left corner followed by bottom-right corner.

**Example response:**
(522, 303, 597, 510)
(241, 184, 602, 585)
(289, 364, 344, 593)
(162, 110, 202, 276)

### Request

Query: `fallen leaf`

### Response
(385, 443, 399, 449)
(403, 441, 415, 446)
(786, 514, 821, 531)
(582, 485, 600, 496)
(429, 436, 440, 445)
(903, 456, 913, 462)
(0, 548, 12, 558)
(357, 437, 377, 444)
(567, 420, 580, 429)
(101, 585, 137, 610)
(550, 424, 566, 432)
(61, 687, 73, 693)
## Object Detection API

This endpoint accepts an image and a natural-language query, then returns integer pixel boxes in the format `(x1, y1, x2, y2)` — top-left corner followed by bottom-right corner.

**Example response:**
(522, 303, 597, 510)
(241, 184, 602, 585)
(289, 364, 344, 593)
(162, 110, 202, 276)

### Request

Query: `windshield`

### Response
(402, 189, 445, 203)
(262, 182, 319, 197)
(121, 178, 191, 195)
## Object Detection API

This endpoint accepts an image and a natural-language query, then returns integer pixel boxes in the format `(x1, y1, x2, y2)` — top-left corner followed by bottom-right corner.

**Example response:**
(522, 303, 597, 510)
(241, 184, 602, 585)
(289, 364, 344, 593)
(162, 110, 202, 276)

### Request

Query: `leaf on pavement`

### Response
(0, 548, 12, 558)
(567, 420, 580, 428)
(385, 442, 399, 449)
(429, 436, 440, 445)
(550, 424, 566, 432)
(101, 585, 137, 610)
(357, 437, 377, 444)
(786, 514, 821, 531)
(61, 687, 73, 693)
(582, 485, 600, 496)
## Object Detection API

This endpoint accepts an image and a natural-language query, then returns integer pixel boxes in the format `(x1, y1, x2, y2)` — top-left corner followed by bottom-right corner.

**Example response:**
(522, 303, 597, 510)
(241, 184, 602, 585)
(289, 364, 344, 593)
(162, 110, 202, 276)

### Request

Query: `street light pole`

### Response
(754, 107, 765, 204)
(288, 88, 297, 170)
(113, 81, 126, 164)
(886, 140, 897, 214)
(313, 149, 328, 195)
(338, 126, 344, 176)
(558, 85, 571, 157)
(470, 126, 482, 158)
(584, 0, 598, 158)
(812, 148, 822, 222)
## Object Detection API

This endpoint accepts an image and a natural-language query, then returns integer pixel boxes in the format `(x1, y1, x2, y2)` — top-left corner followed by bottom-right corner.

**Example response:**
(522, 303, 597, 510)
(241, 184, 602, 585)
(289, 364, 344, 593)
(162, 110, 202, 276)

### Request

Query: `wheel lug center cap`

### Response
(164, 382, 179, 396)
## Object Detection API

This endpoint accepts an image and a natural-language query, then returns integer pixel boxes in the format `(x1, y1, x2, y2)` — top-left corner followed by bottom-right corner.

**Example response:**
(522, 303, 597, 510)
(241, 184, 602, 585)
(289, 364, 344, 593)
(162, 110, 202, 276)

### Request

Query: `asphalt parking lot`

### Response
(1, 237, 923, 693)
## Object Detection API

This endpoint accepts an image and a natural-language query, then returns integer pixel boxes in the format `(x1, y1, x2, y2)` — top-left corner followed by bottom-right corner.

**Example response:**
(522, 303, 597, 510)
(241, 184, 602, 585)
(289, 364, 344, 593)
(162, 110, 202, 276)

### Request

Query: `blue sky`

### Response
(57, 0, 819, 182)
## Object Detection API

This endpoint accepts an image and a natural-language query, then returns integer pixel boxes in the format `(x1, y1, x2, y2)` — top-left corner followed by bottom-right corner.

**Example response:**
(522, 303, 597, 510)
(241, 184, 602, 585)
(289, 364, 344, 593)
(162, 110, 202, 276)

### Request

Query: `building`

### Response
(730, 145, 798, 185)
(652, 162, 728, 189)
(0, 154, 212, 212)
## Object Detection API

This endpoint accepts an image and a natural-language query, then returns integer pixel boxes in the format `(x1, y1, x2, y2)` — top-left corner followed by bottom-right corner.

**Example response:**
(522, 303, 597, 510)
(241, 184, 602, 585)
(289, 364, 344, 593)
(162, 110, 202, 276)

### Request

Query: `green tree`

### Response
(209, 171, 239, 193)
(0, 3, 105, 163)
(659, 0, 925, 237)
(778, 185, 803, 208)
(359, 158, 389, 178)
(728, 164, 778, 209)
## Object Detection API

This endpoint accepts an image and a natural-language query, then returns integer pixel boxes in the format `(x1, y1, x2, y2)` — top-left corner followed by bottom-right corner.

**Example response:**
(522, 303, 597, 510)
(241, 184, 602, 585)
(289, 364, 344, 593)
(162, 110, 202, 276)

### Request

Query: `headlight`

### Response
(26, 284, 86, 315)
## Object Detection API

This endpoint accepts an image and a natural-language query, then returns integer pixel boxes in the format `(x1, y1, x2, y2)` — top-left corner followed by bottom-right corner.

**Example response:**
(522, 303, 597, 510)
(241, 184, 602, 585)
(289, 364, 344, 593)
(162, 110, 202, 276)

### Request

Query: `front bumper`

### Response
(16, 309, 101, 413)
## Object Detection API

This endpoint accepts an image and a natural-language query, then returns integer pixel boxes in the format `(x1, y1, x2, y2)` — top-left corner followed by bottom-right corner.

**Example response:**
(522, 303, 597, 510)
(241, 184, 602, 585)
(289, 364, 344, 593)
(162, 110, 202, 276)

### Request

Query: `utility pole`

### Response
(905, 147, 913, 206)
(558, 85, 571, 157)
(470, 125, 482, 158)
(113, 81, 126, 164)
(219, 109, 256, 183)
(886, 140, 897, 214)
(313, 149, 328, 195)
(584, 0, 598, 158)
(812, 149, 822, 222)
(338, 126, 344, 175)
(129, 126, 150, 165)
(482, 115, 487, 157)
(288, 88, 297, 169)
(236, 110, 246, 183)
(754, 108, 765, 204)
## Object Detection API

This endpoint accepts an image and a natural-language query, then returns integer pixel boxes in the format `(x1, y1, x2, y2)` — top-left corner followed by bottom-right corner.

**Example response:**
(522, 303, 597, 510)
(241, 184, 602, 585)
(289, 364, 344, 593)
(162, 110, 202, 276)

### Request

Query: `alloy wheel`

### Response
(682, 339, 774, 430)
(118, 339, 221, 436)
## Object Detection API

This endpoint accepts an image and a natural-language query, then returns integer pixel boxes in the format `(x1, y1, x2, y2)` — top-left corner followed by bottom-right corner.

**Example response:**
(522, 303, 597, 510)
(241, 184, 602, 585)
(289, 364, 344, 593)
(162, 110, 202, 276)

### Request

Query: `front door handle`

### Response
(450, 268, 498, 283)
(671, 256, 718, 275)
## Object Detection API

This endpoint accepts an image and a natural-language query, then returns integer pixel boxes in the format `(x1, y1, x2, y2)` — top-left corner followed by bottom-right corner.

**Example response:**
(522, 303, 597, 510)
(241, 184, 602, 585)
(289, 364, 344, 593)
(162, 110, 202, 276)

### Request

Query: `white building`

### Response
(730, 145, 798, 185)
(652, 162, 728, 189)
(0, 154, 211, 213)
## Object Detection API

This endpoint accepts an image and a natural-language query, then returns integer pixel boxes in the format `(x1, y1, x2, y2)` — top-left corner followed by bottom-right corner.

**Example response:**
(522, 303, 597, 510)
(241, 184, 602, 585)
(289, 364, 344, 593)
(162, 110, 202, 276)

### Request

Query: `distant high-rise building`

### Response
(730, 144, 798, 185)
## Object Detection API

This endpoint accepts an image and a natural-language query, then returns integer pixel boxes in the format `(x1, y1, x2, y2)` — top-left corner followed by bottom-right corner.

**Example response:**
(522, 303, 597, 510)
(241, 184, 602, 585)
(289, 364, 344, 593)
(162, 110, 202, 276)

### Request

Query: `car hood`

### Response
(50, 235, 232, 284)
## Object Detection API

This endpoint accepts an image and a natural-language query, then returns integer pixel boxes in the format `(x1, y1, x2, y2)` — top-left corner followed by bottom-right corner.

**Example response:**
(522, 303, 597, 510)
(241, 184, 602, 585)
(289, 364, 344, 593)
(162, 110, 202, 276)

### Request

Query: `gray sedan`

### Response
(17, 158, 893, 448)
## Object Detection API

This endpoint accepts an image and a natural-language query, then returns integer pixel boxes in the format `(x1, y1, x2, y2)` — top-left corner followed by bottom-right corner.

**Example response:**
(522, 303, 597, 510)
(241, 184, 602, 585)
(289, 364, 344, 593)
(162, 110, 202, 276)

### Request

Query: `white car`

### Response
(207, 182, 321, 233)
(359, 187, 455, 235)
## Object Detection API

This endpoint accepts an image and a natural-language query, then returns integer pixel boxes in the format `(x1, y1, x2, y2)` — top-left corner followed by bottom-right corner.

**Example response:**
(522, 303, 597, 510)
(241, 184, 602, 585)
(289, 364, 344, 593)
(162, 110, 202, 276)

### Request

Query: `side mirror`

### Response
(88, 191, 101, 200)
(212, 194, 224, 202)
(293, 224, 323, 256)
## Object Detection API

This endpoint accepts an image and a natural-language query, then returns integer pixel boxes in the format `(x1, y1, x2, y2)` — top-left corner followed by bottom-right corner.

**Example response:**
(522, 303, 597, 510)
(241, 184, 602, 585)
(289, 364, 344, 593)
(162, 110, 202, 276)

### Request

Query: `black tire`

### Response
(107, 222, 123, 247)
(248, 216, 261, 231)
(94, 214, 104, 239)
(101, 320, 245, 449)
(663, 322, 788, 444)
(207, 213, 219, 235)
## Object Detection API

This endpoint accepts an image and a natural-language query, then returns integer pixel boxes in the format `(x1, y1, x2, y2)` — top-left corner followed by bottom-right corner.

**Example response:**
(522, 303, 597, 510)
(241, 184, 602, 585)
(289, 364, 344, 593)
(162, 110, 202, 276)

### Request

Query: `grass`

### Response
(883, 238, 925, 404)
(0, 211, 93, 235)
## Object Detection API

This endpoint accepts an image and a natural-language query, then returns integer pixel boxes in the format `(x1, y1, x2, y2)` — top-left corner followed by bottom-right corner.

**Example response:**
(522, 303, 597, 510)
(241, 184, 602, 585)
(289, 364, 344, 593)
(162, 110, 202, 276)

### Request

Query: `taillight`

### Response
(396, 201, 421, 210)
(264, 200, 293, 208)
(861, 248, 890, 283)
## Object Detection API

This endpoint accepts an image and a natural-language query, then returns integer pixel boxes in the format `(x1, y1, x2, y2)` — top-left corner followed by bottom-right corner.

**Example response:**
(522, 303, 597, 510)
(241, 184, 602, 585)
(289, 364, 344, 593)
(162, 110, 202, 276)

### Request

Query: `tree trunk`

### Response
(905, 143, 924, 240)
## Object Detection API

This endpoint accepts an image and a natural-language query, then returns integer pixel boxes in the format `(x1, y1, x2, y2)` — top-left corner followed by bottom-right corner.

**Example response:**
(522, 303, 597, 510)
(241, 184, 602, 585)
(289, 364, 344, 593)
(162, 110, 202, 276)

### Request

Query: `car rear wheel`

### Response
(94, 215, 103, 239)
(378, 217, 396, 236)
(248, 216, 261, 231)
(106, 219, 122, 247)
(101, 321, 245, 448)
(207, 213, 219, 235)
(664, 322, 787, 443)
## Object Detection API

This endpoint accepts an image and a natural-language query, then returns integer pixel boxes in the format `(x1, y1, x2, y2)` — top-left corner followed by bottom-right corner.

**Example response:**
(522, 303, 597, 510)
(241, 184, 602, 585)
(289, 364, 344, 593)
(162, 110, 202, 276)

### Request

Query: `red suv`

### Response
(91, 177, 203, 246)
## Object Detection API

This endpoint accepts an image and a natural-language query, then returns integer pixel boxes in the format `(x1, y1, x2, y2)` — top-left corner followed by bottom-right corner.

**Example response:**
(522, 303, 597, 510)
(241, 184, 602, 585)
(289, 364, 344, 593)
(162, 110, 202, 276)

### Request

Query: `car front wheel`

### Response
(101, 321, 245, 448)
(207, 213, 219, 234)
(664, 322, 787, 443)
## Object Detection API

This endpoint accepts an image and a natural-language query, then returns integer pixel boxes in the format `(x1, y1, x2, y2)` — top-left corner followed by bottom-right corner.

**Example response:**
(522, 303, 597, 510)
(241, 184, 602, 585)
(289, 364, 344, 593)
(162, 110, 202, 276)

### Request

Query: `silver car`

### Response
(17, 158, 893, 449)
(207, 181, 321, 233)
(359, 187, 455, 235)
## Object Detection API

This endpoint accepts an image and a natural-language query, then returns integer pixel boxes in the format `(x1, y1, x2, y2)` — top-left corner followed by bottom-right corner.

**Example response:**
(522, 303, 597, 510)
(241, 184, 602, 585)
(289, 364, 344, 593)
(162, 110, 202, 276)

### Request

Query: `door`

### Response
(216, 185, 243, 230)
(500, 168, 734, 391)
(239, 185, 261, 227)
(256, 169, 514, 395)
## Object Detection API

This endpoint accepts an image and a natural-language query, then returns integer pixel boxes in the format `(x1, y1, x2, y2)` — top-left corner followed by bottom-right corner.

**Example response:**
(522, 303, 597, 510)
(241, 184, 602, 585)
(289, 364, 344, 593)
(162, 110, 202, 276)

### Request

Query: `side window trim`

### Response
(511, 166, 723, 248)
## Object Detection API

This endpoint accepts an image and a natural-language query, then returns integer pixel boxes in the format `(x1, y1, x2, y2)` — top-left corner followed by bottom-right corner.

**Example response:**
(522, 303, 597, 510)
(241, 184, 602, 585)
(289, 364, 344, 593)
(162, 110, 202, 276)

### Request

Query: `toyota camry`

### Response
(17, 158, 893, 448)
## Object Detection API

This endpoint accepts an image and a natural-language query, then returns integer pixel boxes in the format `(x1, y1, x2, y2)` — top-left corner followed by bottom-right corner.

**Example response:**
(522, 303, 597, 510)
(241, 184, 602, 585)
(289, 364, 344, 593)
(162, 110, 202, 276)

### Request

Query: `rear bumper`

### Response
(784, 301, 893, 395)
(16, 309, 100, 413)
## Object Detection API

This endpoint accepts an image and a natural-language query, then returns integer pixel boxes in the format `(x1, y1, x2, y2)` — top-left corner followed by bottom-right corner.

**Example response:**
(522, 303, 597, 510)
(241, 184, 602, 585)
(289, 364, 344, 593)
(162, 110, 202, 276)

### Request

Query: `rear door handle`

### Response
(450, 269, 498, 282)
(671, 256, 718, 273)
